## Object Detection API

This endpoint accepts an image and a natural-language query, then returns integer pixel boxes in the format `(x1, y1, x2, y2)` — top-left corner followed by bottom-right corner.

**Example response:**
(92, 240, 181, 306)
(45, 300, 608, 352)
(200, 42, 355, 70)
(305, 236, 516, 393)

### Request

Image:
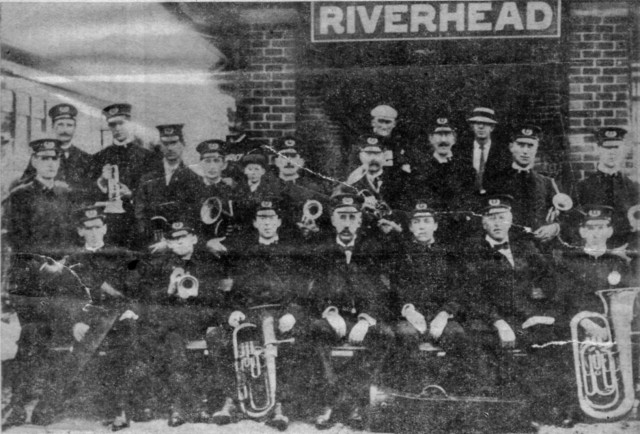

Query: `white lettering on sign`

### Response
(313, 1, 560, 42)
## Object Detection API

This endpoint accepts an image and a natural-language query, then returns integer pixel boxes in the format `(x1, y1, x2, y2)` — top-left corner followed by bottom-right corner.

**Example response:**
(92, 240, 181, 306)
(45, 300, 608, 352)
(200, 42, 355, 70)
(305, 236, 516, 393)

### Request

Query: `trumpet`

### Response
(301, 199, 323, 224)
(570, 287, 640, 420)
(96, 164, 125, 214)
(233, 305, 294, 419)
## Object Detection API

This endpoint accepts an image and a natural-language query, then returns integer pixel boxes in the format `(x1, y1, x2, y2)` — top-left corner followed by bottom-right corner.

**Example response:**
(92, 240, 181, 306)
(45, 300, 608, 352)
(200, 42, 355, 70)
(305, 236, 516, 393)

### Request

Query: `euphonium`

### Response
(232, 306, 294, 419)
(302, 199, 323, 224)
(177, 275, 199, 299)
(200, 197, 234, 224)
(96, 164, 125, 214)
(570, 287, 640, 419)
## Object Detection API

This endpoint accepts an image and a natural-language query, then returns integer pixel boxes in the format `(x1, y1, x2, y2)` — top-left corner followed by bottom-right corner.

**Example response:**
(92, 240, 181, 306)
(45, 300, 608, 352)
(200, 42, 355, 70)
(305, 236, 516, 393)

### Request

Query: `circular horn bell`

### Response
(552, 193, 573, 211)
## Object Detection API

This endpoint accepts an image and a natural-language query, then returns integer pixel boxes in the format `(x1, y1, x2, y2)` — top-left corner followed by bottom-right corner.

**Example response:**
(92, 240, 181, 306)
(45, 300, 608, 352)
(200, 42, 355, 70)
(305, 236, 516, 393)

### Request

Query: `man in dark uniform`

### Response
(2, 138, 75, 253)
(574, 127, 639, 248)
(408, 116, 476, 245)
(89, 103, 158, 248)
(135, 124, 201, 246)
(307, 191, 394, 429)
(460, 195, 566, 425)
(206, 200, 307, 430)
(14, 103, 92, 197)
(458, 107, 511, 194)
(138, 220, 226, 427)
(234, 151, 282, 229)
(485, 125, 567, 244)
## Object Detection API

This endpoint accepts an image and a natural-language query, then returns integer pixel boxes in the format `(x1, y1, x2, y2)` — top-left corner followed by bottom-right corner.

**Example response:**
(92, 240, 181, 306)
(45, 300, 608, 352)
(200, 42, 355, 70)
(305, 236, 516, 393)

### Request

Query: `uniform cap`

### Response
(512, 125, 542, 145)
(431, 116, 455, 134)
(255, 198, 281, 217)
(196, 139, 227, 157)
(357, 134, 384, 151)
(410, 200, 436, 218)
(49, 104, 78, 122)
(581, 204, 613, 223)
(480, 194, 513, 214)
(330, 187, 363, 212)
(166, 221, 194, 239)
(275, 135, 300, 155)
(370, 105, 397, 120)
(595, 127, 627, 147)
(102, 103, 132, 121)
(241, 152, 267, 168)
(29, 138, 62, 156)
(156, 124, 184, 142)
(76, 205, 106, 225)
(468, 107, 497, 125)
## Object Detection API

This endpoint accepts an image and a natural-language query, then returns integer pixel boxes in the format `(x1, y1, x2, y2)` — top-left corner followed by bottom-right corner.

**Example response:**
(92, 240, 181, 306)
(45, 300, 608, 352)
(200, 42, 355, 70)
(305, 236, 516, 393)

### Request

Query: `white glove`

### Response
(73, 322, 90, 342)
(278, 313, 296, 333)
(322, 306, 346, 338)
(377, 218, 402, 234)
(348, 313, 377, 344)
(119, 310, 139, 321)
(493, 319, 516, 348)
(580, 318, 608, 342)
(522, 316, 555, 329)
(229, 310, 246, 328)
(429, 311, 451, 340)
(219, 278, 234, 292)
(149, 239, 169, 254)
(401, 304, 427, 335)
(168, 267, 184, 295)
(39, 256, 67, 274)
(206, 237, 228, 257)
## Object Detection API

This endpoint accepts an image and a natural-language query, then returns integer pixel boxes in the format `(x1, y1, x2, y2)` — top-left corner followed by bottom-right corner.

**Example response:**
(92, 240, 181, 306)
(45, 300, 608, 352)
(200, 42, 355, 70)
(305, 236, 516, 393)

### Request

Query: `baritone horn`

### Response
(570, 287, 640, 420)
(232, 305, 294, 419)
(200, 197, 234, 225)
(95, 164, 125, 214)
(302, 199, 323, 224)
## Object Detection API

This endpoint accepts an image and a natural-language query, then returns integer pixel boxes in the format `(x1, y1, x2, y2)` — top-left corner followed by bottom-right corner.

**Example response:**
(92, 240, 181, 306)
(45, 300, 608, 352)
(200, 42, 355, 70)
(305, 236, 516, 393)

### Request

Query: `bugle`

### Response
(570, 287, 640, 420)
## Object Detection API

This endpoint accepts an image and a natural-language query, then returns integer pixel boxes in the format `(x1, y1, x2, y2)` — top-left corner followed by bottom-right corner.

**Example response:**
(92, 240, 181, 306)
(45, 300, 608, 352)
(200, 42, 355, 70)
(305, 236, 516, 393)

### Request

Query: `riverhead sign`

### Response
(311, 0, 561, 42)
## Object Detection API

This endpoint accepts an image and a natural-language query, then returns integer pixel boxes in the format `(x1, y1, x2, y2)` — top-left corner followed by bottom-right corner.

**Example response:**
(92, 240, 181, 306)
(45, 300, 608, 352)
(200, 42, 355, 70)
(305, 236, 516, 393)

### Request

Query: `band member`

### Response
(89, 103, 158, 247)
(2, 138, 75, 253)
(460, 195, 566, 424)
(307, 191, 394, 429)
(458, 107, 511, 194)
(485, 125, 566, 244)
(15, 103, 92, 195)
(574, 128, 639, 248)
(135, 124, 201, 246)
(139, 220, 226, 427)
(408, 116, 476, 245)
(206, 200, 307, 430)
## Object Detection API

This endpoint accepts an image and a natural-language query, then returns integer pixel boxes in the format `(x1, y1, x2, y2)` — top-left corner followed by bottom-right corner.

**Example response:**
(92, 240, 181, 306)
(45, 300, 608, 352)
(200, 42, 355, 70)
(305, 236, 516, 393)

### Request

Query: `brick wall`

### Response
(567, 2, 633, 180)
(237, 24, 297, 144)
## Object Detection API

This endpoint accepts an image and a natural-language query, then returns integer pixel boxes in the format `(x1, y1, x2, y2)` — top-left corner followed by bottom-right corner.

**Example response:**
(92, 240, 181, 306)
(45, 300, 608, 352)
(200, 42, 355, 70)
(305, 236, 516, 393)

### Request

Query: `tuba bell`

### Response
(232, 305, 294, 419)
(96, 164, 125, 214)
(570, 287, 640, 419)
(302, 199, 323, 224)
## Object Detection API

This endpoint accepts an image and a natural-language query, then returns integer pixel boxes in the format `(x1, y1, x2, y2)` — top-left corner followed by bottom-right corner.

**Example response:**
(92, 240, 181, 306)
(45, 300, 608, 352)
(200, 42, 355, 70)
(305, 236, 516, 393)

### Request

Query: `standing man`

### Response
(458, 107, 511, 194)
(485, 126, 567, 244)
(89, 103, 158, 247)
(574, 127, 639, 248)
(135, 124, 201, 246)
(15, 103, 92, 197)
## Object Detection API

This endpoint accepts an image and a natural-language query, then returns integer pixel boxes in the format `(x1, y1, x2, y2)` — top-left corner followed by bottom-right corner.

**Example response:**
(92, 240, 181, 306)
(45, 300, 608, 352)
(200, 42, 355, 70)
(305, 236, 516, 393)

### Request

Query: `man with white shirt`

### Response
(135, 124, 200, 246)
(574, 127, 639, 248)
(458, 107, 511, 194)
(89, 103, 158, 247)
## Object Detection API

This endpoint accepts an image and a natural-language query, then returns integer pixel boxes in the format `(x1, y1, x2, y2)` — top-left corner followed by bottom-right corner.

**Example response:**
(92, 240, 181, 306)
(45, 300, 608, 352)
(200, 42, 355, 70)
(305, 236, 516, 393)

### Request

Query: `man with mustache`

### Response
(14, 104, 92, 197)
(307, 189, 395, 430)
(573, 128, 638, 248)
(409, 117, 476, 245)
(485, 126, 567, 244)
(135, 124, 201, 246)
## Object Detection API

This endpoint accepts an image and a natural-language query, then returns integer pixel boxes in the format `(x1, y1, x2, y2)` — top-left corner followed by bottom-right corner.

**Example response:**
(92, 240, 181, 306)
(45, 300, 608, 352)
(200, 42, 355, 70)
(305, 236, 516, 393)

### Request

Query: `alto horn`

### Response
(177, 275, 199, 299)
(200, 197, 233, 225)
(570, 287, 640, 420)
(95, 164, 125, 214)
(232, 306, 294, 419)
(302, 199, 323, 224)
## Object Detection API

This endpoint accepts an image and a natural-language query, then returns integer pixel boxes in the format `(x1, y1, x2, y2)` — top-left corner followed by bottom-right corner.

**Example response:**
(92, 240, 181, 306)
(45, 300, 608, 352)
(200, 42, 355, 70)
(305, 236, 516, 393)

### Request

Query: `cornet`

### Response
(95, 164, 125, 214)
(301, 199, 323, 224)
(546, 179, 572, 223)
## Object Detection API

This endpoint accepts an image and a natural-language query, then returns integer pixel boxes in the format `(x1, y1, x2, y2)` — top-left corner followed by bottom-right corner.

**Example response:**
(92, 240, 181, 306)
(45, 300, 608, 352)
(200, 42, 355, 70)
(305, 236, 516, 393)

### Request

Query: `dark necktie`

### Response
(476, 143, 486, 191)
(493, 241, 510, 251)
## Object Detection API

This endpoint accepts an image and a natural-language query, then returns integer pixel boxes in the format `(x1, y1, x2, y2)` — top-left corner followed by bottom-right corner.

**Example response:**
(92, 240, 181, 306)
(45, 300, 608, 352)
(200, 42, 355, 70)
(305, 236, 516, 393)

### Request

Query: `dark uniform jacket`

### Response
(2, 178, 75, 253)
(575, 170, 639, 248)
(459, 234, 557, 328)
(193, 177, 239, 240)
(139, 251, 226, 339)
(346, 133, 410, 174)
(457, 138, 511, 192)
(348, 169, 411, 212)
(234, 173, 283, 228)
(307, 234, 394, 322)
(392, 238, 463, 320)
(89, 142, 157, 196)
(486, 167, 559, 231)
(134, 162, 202, 242)
(277, 175, 331, 239)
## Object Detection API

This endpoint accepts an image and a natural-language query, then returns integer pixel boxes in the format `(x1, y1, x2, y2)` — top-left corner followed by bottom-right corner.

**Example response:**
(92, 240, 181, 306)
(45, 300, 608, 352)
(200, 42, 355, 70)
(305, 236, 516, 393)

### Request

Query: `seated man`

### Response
(306, 191, 394, 430)
(206, 199, 308, 431)
(138, 220, 227, 427)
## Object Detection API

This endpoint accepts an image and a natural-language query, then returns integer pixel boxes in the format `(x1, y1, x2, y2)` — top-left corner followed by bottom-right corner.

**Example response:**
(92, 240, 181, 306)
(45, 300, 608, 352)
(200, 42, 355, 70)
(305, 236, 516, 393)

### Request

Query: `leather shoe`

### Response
(1, 404, 26, 430)
(30, 401, 55, 426)
(314, 406, 334, 430)
(168, 410, 186, 427)
(111, 410, 130, 432)
(265, 402, 289, 431)
(193, 409, 211, 423)
(347, 405, 365, 430)
(211, 397, 236, 425)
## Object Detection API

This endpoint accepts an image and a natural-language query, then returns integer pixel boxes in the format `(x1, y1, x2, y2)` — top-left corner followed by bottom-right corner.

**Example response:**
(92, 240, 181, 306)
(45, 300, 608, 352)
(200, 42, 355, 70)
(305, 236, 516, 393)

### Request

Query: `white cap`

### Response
(370, 105, 398, 120)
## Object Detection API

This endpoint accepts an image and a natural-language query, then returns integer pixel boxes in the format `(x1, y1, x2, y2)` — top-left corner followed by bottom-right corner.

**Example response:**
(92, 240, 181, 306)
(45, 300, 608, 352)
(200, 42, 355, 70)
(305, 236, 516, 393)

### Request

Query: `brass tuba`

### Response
(570, 287, 640, 419)
(232, 305, 294, 419)
(96, 164, 125, 214)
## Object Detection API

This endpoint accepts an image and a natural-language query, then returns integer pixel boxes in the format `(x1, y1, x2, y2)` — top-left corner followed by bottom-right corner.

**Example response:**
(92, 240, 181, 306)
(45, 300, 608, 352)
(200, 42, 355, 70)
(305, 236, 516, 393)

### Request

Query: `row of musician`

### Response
(1, 102, 640, 431)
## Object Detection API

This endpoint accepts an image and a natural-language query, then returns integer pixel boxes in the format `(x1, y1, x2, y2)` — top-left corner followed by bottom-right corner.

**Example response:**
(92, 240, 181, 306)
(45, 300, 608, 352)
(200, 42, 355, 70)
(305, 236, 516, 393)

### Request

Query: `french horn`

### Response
(570, 287, 640, 419)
